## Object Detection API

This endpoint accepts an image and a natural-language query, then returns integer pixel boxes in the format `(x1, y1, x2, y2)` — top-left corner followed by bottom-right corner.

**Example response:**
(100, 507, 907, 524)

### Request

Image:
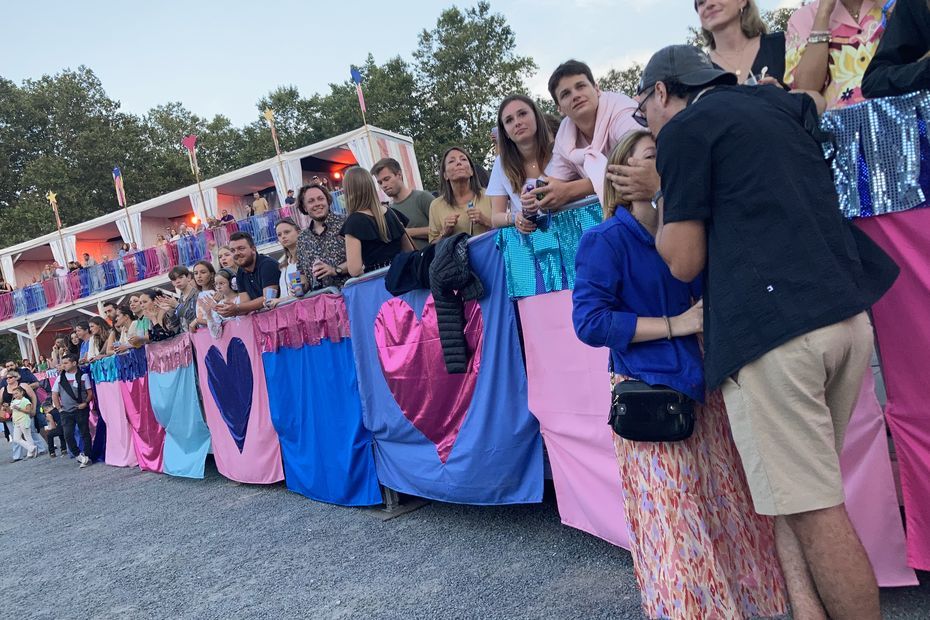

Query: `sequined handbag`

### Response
(609, 379, 695, 443)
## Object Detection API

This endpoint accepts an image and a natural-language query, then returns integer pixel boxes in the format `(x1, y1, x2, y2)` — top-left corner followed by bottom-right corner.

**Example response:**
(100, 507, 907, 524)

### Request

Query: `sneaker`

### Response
(28, 447, 37, 458)
(49, 452, 57, 458)
(77, 454, 89, 468)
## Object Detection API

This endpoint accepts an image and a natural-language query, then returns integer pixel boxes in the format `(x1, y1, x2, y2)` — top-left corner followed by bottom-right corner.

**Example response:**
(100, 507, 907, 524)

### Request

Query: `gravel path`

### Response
(1, 454, 926, 619)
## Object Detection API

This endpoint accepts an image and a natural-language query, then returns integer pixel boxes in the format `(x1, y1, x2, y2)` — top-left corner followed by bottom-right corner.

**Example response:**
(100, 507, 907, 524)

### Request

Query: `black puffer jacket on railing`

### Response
(428, 233, 484, 374)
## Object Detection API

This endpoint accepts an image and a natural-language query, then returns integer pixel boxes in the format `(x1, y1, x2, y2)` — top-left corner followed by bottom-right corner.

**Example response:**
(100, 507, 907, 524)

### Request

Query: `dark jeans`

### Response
(45, 423, 66, 454)
(60, 409, 91, 458)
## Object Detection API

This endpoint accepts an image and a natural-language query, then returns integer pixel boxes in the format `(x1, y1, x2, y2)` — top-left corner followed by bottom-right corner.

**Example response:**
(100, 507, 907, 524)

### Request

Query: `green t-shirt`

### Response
(10, 397, 31, 427)
(392, 190, 433, 250)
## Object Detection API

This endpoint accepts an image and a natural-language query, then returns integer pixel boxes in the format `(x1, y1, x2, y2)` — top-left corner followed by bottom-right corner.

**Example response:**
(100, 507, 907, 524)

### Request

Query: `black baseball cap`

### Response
(638, 45, 737, 95)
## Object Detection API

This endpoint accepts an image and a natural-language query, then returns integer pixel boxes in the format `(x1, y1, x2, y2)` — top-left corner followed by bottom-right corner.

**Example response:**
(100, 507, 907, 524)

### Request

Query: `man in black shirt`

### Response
(639, 45, 898, 620)
(216, 231, 280, 318)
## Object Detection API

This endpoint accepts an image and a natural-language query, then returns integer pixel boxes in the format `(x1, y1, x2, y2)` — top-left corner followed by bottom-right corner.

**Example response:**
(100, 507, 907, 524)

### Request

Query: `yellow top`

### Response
(428, 193, 492, 243)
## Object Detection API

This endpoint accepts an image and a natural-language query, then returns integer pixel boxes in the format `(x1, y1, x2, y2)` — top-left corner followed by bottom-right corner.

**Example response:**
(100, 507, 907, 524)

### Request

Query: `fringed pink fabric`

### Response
(145, 333, 194, 373)
(253, 294, 351, 354)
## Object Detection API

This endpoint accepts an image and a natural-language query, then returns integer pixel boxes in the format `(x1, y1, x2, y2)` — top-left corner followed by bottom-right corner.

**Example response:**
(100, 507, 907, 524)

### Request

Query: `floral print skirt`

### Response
(612, 388, 787, 619)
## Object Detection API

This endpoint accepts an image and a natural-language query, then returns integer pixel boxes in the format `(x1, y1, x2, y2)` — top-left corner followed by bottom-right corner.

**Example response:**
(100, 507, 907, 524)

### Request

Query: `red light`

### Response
(191, 215, 200, 224)
(333, 172, 342, 180)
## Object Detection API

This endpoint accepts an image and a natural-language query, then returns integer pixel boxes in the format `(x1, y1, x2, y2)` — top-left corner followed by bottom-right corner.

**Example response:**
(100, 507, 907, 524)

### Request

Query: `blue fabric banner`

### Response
(263, 338, 381, 506)
(343, 232, 544, 504)
(148, 363, 211, 479)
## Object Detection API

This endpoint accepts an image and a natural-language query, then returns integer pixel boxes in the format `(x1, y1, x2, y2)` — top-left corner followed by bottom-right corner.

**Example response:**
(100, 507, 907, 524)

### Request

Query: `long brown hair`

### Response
(602, 130, 653, 220)
(698, 0, 767, 50)
(497, 95, 554, 196)
(438, 146, 484, 207)
(343, 167, 390, 243)
(89, 316, 111, 351)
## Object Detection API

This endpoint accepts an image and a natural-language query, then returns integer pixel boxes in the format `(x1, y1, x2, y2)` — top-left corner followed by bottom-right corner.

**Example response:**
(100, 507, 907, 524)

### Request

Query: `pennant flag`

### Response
(46, 190, 62, 229)
(112, 166, 127, 207)
(263, 108, 282, 157)
(181, 134, 200, 179)
(350, 66, 366, 114)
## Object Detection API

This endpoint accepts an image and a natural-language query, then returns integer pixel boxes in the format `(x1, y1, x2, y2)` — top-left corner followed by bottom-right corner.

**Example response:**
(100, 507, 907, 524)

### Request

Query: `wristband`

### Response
(807, 32, 831, 44)
(663, 316, 673, 340)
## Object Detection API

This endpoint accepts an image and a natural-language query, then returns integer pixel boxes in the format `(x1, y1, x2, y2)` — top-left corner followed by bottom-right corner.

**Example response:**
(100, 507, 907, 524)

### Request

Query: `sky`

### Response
(4, 0, 798, 127)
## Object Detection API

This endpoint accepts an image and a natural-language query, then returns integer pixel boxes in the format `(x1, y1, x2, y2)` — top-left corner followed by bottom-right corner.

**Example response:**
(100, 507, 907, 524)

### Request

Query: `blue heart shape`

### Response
(205, 337, 253, 453)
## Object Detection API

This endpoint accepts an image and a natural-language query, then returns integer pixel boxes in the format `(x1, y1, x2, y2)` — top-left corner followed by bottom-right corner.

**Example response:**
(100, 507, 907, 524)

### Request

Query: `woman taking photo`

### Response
(188, 260, 216, 332)
(340, 167, 413, 277)
(696, 0, 786, 84)
(428, 147, 493, 243)
(572, 130, 786, 619)
(110, 305, 137, 354)
(488, 95, 554, 233)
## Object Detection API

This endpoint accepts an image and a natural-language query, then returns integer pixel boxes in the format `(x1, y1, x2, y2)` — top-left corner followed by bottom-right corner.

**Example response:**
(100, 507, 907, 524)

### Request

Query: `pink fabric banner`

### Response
(119, 376, 164, 473)
(95, 381, 137, 468)
(518, 290, 914, 585)
(840, 371, 916, 585)
(252, 293, 350, 353)
(858, 208, 930, 571)
(191, 316, 284, 485)
(517, 292, 629, 549)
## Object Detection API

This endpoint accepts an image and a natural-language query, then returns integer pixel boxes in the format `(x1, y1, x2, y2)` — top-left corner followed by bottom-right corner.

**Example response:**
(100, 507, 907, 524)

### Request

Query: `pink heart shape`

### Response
(374, 296, 483, 463)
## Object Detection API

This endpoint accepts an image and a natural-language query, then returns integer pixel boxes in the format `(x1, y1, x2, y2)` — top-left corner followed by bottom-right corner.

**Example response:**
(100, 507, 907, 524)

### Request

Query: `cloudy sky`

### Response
(5, 0, 799, 126)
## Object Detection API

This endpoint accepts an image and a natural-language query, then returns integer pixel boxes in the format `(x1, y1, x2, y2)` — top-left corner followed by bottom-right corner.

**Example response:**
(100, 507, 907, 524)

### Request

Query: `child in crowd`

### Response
(10, 386, 37, 458)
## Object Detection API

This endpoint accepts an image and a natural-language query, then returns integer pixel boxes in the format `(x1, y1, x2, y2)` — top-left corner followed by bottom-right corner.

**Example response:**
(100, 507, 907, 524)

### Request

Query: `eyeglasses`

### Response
(633, 87, 656, 128)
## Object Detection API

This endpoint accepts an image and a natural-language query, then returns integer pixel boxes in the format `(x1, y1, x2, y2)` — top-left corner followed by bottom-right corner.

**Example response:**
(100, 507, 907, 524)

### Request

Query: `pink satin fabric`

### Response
(252, 293, 350, 354)
(146, 333, 194, 373)
(517, 292, 630, 549)
(191, 316, 284, 484)
(858, 208, 930, 571)
(119, 376, 164, 473)
(840, 370, 917, 585)
(95, 381, 138, 468)
(374, 296, 483, 464)
(518, 290, 916, 585)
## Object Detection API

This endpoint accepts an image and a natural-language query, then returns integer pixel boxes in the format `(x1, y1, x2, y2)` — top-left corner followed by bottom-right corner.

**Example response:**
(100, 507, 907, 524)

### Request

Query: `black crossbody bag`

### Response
(608, 357, 695, 443)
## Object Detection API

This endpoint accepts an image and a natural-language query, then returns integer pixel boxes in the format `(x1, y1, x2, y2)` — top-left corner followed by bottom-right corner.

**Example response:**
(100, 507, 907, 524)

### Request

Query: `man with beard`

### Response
(294, 183, 350, 289)
(371, 158, 432, 250)
(215, 231, 280, 317)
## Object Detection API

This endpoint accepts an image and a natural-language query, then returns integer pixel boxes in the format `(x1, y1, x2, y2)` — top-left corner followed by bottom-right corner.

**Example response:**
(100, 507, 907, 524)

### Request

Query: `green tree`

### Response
(598, 63, 645, 98)
(413, 1, 537, 188)
(0, 67, 143, 244)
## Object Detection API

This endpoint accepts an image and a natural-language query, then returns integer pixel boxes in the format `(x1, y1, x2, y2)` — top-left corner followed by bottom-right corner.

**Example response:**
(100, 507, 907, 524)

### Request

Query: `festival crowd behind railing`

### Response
(0, 190, 346, 322)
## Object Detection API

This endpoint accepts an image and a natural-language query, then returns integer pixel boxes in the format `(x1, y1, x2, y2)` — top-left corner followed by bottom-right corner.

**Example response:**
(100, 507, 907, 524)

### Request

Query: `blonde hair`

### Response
(700, 0, 767, 50)
(602, 130, 653, 220)
(343, 166, 390, 243)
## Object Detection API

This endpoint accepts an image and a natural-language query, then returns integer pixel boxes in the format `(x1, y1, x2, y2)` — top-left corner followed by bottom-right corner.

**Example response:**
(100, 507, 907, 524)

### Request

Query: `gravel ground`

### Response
(1, 454, 927, 619)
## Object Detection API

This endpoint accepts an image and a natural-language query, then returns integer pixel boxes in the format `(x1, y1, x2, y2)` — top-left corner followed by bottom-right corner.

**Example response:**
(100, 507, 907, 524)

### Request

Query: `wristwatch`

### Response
(651, 190, 663, 210)
(334, 265, 344, 276)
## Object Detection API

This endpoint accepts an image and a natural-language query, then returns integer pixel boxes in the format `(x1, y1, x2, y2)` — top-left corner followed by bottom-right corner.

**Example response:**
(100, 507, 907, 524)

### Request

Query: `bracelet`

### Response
(663, 316, 672, 340)
(807, 32, 831, 44)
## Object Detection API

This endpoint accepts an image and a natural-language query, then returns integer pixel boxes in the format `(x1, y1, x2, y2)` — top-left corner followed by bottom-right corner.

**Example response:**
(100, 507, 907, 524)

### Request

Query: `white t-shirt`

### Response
(278, 260, 299, 300)
(487, 156, 529, 217)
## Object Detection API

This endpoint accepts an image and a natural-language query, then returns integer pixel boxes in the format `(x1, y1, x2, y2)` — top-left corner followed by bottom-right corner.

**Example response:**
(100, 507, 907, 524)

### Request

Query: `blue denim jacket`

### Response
(572, 209, 705, 401)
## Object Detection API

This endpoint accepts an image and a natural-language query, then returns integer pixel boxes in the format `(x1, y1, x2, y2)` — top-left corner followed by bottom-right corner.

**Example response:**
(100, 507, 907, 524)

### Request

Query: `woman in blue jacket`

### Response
(572, 130, 785, 619)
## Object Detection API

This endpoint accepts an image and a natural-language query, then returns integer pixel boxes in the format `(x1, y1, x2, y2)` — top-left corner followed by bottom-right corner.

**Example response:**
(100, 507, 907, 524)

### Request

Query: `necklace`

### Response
(712, 38, 755, 78)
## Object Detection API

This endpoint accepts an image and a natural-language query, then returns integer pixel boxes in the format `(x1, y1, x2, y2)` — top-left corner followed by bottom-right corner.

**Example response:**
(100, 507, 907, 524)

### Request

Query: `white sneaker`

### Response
(28, 447, 37, 458)
(78, 454, 89, 468)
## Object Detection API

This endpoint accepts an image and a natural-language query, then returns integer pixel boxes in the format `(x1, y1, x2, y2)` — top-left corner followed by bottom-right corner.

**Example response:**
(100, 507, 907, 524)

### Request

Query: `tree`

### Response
(413, 1, 537, 188)
(598, 63, 645, 98)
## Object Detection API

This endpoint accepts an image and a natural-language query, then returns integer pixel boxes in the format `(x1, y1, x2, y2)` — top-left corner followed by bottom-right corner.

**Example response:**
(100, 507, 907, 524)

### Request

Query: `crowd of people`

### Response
(4, 0, 929, 617)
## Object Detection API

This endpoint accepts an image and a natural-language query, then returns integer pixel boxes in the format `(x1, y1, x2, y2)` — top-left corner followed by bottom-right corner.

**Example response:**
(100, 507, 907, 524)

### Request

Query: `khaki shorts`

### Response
(720, 312, 874, 516)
